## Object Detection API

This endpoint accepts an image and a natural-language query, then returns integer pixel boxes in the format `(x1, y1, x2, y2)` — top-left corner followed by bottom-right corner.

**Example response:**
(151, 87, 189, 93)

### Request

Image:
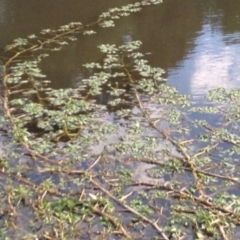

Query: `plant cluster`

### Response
(1, 0, 240, 239)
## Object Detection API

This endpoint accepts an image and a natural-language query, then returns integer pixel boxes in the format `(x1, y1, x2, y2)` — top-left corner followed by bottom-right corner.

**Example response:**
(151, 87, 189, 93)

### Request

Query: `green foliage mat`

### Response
(1, 0, 240, 239)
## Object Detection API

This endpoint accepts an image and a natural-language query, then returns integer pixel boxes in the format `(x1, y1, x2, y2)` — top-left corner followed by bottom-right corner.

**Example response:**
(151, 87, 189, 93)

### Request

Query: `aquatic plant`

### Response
(1, 0, 240, 239)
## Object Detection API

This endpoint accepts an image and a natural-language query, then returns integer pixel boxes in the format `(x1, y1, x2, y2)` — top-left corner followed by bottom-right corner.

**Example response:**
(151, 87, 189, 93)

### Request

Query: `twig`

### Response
(86, 154, 102, 172)
(218, 225, 229, 240)
(91, 206, 132, 239)
(91, 178, 169, 240)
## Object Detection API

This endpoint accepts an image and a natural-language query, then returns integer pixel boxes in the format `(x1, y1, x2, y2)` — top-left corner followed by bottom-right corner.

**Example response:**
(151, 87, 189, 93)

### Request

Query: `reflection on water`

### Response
(0, 0, 240, 101)
(167, 0, 240, 100)
(168, 21, 240, 100)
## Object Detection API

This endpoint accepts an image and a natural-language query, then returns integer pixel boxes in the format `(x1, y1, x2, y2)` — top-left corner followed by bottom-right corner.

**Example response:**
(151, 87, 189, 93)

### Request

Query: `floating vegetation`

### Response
(1, 0, 240, 239)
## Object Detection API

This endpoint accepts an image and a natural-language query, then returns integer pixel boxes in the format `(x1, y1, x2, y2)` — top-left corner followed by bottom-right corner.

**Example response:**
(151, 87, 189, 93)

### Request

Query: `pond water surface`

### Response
(1, 0, 240, 100)
(1, 1, 240, 238)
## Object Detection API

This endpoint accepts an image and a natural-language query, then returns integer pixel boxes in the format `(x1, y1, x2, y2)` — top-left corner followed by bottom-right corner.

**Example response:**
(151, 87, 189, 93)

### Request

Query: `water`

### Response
(168, 3, 240, 100)
(1, 1, 240, 238)
(0, 0, 239, 199)
(1, 0, 240, 99)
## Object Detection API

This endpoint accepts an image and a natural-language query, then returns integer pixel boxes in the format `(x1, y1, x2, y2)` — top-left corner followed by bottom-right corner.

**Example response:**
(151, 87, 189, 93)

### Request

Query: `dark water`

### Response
(0, 0, 240, 99)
